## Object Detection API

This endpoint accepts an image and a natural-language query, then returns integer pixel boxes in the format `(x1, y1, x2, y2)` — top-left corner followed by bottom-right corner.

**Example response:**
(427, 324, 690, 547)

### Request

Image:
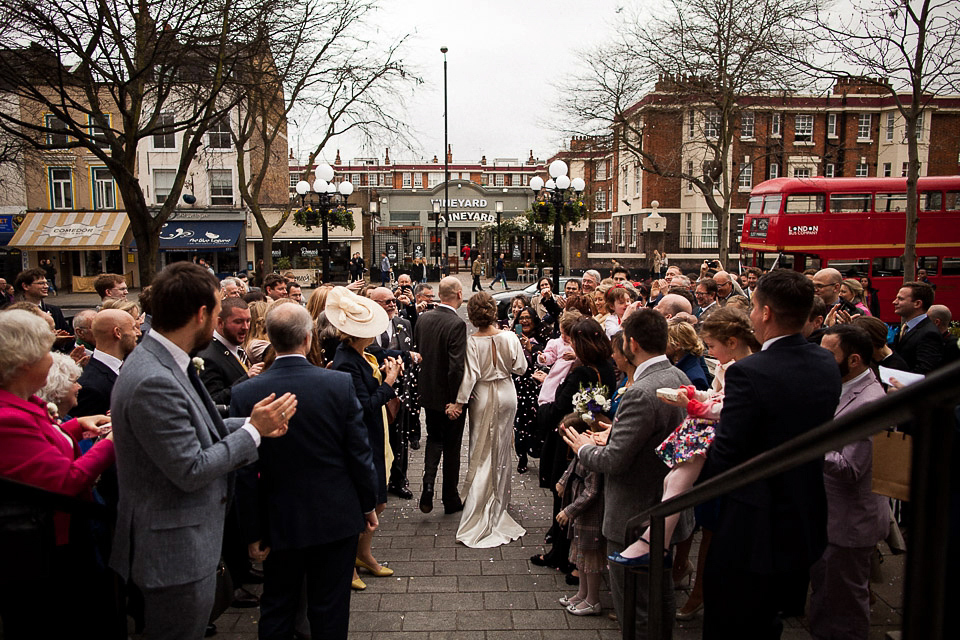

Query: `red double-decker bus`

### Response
(741, 176, 960, 323)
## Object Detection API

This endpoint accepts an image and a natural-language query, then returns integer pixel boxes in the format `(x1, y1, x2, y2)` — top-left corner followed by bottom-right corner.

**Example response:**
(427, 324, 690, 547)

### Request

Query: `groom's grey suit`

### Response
(110, 333, 259, 639)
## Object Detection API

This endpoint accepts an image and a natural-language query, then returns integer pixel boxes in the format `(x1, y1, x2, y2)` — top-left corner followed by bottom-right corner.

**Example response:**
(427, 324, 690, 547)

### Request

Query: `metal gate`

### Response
(371, 226, 426, 277)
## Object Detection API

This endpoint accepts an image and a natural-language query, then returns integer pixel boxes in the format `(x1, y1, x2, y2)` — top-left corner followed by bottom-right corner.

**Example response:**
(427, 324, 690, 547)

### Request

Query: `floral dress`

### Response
(655, 360, 730, 468)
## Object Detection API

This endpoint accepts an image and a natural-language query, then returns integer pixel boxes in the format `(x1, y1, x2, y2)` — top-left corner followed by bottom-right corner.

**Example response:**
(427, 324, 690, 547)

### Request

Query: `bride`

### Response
(447, 292, 528, 548)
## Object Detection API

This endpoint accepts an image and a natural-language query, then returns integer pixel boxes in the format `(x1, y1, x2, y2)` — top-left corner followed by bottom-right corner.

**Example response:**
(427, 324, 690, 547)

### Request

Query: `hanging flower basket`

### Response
(528, 198, 587, 227)
(292, 205, 356, 232)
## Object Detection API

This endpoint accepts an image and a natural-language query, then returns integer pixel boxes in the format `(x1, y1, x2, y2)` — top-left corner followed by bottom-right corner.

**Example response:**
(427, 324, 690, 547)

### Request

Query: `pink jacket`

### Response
(537, 338, 576, 405)
(0, 389, 115, 544)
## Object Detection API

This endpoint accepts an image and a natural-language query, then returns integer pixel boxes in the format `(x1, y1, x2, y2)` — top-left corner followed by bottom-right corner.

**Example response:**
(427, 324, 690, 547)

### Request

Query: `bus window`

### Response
(762, 194, 782, 214)
(784, 193, 826, 213)
(872, 257, 903, 277)
(803, 255, 821, 271)
(748, 196, 764, 215)
(947, 191, 960, 212)
(942, 257, 960, 276)
(828, 259, 870, 277)
(875, 193, 909, 212)
(921, 191, 942, 211)
(916, 256, 939, 275)
(830, 193, 872, 213)
(748, 218, 768, 238)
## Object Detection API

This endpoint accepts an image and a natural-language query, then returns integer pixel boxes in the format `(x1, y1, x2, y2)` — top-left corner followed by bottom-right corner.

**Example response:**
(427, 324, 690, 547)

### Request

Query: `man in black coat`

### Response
(231, 304, 377, 640)
(893, 281, 945, 374)
(699, 269, 842, 639)
(73, 310, 140, 418)
(414, 276, 467, 514)
(197, 298, 262, 415)
(14, 267, 69, 333)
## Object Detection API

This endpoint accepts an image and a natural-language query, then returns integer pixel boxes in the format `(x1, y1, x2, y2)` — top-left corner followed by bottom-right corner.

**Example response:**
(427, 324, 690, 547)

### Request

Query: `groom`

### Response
(414, 276, 467, 515)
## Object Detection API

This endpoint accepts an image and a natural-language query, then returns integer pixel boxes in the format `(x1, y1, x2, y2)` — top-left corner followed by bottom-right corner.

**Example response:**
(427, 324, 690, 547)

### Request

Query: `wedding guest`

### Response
(0, 310, 115, 637)
(840, 279, 871, 316)
(557, 412, 607, 616)
(328, 287, 400, 590)
(666, 322, 710, 391)
(37, 352, 83, 423)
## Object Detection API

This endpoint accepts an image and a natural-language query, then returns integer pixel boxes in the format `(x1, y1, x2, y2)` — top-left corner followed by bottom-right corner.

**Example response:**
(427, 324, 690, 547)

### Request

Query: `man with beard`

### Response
(109, 262, 296, 640)
(197, 298, 264, 415)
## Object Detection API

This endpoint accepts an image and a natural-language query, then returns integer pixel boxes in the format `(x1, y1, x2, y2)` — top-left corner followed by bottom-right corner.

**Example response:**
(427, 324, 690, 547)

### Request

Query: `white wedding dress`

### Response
(455, 331, 528, 548)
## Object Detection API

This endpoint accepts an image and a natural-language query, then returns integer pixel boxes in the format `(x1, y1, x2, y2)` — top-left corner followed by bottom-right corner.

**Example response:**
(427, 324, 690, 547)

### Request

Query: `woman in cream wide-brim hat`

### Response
(326, 286, 403, 589)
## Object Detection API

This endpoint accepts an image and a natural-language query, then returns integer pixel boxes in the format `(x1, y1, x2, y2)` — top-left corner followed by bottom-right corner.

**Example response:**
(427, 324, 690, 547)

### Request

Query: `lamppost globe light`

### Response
(555, 175, 571, 190)
(548, 159, 568, 179)
(545, 179, 556, 190)
(326, 182, 337, 195)
(339, 181, 354, 196)
(529, 176, 544, 191)
(295, 180, 310, 195)
(313, 178, 328, 193)
(571, 177, 586, 192)
(315, 163, 335, 182)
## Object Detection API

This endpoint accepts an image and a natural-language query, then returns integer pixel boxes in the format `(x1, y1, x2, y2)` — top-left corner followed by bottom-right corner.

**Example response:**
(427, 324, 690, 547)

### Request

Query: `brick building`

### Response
(568, 77, 960, 276)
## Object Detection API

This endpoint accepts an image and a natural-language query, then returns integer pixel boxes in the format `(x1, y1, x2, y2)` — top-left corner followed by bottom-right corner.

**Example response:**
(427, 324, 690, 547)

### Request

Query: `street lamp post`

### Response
(495, 200, 503, 260)
(529, 160, 585, 293)
(433, 200, 441, 277)
(440, 45, 449, 274)
(369, 200, 379, 276)
(295, 163, 353, 284)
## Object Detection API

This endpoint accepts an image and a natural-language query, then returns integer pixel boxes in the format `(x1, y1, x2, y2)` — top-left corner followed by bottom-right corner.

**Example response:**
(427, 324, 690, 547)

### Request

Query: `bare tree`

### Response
(560, 0, 821, 264)
(228, 0, 418, 275)
(0, 0, 279, 285)
(800, 0, 960, 282)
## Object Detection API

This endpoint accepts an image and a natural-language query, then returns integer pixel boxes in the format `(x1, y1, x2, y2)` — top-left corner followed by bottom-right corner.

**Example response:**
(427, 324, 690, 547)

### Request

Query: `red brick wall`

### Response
(928, 112, 960, 176)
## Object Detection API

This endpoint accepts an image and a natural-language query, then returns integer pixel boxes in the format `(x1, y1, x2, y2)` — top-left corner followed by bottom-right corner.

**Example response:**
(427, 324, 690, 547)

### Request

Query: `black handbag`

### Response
(209, 558, 234, 623)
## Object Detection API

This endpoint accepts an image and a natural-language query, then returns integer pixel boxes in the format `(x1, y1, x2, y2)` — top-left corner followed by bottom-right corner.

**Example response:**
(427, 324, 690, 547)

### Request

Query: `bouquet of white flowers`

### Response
(572, 385, 611, 424)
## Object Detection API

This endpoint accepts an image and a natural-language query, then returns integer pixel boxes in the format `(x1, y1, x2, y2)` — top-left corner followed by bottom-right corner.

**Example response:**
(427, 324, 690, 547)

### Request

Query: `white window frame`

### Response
(428, 173, 442, 188)
(209, 169, 234, 206)
(771, 113, 782, 138)
(593, 221, 609, 244)
(153, 112, 176, 150)
(402, 172, 411, 188)
(795, 114, 814, 143)
(882, 162, 892, 177)
(701, 214, 719, 248)
(769, 163, 780, 179)
(738, 162, 753, 190)
(857, 114, 872, 141)
(91, 167, 116, 210)
(45, 115, 68, 146)
(595, 160, 607, 180)
(413, 173, 423, 188)
(634, 162, 641, 196)
(687, 110, 695, 137)
(154, 169, 176, 202)
(89, 114, 110, 150)
(49, 167, 73, 209)
(351, 173, 360, 185)
(910, 113, 924, 141)
(512, 173, 522, 186)
(886, 112, 895, 142)
(686, 161, 694, 192)
(704, 109, 720, 139)
(494, 173, 504, 187)
(855, 163, 869, 177)
(827, 113, 838, 138)
(618, 217, 626, 246)
(793, 167, 812, 179)
(207, 117, 232, 149)
(630, 215, 638, 247)
(824, 163, 835, 178)
(595, 189, 607, 211)
(741, 111, 755, 139)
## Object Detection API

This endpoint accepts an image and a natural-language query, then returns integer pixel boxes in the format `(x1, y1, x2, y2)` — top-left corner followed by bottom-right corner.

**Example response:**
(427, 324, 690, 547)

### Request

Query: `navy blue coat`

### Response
(230, 356, 377, 550)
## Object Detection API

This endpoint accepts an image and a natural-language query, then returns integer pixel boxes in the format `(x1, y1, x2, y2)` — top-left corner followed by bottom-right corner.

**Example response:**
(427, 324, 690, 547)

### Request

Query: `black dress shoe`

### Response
(444, 502, 464, 515)
(419, 489, 434, 513)
(409, 440, 421, 450)
(388, 485, 414, 500)
(231, 587, 259, 608)
(565, 571, 580, 586)
(205, 623, 218, 637)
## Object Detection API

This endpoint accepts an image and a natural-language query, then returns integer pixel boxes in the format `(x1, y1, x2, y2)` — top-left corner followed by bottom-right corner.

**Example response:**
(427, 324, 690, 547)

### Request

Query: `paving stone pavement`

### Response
(196, 407, 904, 640)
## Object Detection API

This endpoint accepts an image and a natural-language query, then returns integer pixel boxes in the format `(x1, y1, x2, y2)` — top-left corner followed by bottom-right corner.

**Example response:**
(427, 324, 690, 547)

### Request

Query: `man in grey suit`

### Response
(110, 262, 297, 640)
(563, 308, 689, 638)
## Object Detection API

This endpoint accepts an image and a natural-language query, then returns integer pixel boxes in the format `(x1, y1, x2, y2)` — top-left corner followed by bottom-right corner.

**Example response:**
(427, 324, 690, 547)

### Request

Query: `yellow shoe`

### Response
(355, 557, 394, 577)
(351, 578, 367, 590)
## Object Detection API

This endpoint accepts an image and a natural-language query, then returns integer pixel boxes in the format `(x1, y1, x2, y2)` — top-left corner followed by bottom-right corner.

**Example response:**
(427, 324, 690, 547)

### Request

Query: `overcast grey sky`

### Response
(290, 0, 626, 166)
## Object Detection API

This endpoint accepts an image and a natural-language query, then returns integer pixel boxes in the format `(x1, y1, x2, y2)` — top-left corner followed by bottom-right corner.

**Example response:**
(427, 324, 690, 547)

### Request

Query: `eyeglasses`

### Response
(694, 290, 710, 297)
(31, 280, 49, 287)
(378, 298, 397, 306)
(812, 282, 838, 290)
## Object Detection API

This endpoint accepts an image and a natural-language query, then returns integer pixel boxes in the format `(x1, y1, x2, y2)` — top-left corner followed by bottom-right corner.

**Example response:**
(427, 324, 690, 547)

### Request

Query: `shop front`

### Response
(8, 211, 132, 292)
(131, 212, 247, 278)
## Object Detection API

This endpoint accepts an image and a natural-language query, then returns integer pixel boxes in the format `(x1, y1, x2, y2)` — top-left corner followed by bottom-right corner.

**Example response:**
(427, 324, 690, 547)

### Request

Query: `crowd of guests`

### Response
(0, 256, 958, 640)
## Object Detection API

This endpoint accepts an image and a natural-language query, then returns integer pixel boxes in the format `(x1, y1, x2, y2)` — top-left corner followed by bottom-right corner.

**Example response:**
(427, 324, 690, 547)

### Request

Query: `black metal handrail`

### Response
(621, 358, 960, 640)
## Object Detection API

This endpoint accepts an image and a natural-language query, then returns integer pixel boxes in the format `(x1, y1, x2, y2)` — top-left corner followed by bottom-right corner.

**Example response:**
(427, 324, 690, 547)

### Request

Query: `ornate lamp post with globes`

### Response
(529, 159, 585, 293)
(294, 162, 355, 284)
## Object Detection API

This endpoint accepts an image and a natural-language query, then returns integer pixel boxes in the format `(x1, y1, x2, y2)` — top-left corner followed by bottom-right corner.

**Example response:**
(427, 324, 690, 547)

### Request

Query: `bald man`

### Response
(656, 293, 694, 319)
(714, 271, 747, 307)
(928, 304, 960, 367)
(73, 309, 141, 418)
(813, 268, 860, 316)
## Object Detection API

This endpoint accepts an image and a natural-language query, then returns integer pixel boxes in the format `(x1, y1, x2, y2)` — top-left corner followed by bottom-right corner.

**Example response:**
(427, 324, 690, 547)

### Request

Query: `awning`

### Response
(156, 220, 242, 251)
(9, 211, 129, 250)
(130, 220, 243, 251)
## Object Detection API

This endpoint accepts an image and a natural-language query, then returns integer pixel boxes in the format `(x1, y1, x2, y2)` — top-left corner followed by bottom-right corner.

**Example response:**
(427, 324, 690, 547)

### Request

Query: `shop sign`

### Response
(41, 222, 104, 239)
(438, 211, 496, 224)
(0, 215, 14, 233)
(413, 243, 425, 259)
(300, 247, 319, 257)
(431, 198, 488, 208)
(159, 225, 233, 246)
(512, 244, 521, 260)
(386, 242, 398, 261)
